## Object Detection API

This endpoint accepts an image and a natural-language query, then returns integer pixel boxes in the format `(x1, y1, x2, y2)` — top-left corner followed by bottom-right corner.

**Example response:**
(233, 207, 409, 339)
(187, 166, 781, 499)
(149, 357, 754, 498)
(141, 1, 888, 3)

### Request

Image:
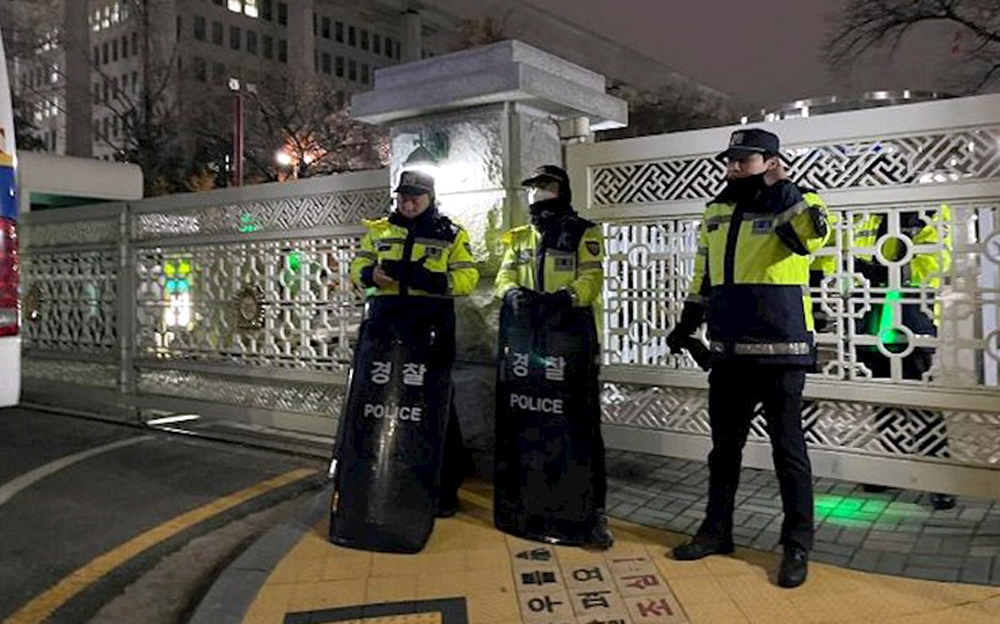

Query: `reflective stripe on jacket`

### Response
(349, 209, 479, 297)
(495, 214, 604, 334)
(688, 180, 832, 365)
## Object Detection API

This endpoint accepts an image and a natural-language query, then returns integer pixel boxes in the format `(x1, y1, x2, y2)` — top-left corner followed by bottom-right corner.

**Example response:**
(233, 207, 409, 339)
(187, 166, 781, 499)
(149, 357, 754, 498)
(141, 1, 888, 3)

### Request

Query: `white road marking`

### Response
(0, 435, 155, 508)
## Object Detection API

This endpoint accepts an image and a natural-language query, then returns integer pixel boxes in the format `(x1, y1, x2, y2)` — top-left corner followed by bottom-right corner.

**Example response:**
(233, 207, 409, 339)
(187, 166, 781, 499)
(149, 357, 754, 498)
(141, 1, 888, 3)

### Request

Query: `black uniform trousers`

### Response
(439, 394, 466, 502)
(699, 363, 814, 552)
(591, 374, 608, 509)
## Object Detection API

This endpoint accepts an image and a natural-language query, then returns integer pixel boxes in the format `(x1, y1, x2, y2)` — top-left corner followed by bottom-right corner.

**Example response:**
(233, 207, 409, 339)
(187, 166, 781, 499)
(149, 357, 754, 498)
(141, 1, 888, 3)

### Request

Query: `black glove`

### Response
(856, 259, 888, 286)
(379, 259, 406, 282)
(409, 258, 448, 294)
(542, 289, 573, 311)
(680, 336, 712, 371)
(503, 287, 536, 313)
(359, 265, 377, 288)
(666, 302, 706, 354)
(665, 327, 689, 355)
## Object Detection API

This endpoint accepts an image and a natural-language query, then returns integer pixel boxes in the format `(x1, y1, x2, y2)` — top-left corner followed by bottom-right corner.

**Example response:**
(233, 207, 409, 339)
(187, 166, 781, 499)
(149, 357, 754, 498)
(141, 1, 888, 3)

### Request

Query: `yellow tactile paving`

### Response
(238, 480, 1000, 624)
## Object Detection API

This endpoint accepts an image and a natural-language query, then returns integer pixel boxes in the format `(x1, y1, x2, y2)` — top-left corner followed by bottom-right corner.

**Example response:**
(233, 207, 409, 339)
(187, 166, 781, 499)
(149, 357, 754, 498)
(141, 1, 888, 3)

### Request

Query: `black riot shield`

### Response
(329, 306, 452, 554)
(494, 297, 601, 545)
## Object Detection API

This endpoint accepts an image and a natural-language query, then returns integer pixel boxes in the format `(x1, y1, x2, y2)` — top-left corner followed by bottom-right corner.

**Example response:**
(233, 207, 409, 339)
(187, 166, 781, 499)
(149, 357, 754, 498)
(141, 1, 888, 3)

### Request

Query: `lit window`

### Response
(163, 258, 194, 328)
(112, 2, 120, 24)
(244, 0, 258, 18)
(102, 7, 110, 29)
(228, 0, 242, 12)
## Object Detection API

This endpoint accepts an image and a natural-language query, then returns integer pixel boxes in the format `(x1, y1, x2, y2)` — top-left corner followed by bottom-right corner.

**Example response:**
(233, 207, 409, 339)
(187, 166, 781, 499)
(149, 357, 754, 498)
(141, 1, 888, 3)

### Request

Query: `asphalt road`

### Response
(0, 407, 325, 624)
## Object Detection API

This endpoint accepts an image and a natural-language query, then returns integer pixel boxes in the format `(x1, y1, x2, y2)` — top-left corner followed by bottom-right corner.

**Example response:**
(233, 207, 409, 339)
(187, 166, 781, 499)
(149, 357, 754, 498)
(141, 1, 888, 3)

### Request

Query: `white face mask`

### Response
(528, 187, 559, 204)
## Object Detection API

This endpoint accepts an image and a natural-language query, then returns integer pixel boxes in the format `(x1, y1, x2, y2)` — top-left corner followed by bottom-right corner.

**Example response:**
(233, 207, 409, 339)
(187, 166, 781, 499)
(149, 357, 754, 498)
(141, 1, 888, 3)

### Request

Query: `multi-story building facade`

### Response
(12, 0, 730, 165)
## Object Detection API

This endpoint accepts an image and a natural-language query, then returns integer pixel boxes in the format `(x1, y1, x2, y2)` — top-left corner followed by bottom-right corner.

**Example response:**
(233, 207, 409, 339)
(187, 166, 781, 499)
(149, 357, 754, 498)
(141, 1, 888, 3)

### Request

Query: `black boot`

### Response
(930, 493, 956, 511)
(671, 535, 735, 561)
(585, 510, 614, 550)
(435, 492, 460, 518)
(861, 483, 890, 493)
(777, 546, 808, 588)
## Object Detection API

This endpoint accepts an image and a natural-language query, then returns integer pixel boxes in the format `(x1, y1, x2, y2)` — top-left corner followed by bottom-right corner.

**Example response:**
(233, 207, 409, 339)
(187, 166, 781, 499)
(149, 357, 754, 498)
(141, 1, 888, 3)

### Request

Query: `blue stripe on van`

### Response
(0, 166, 16, 220)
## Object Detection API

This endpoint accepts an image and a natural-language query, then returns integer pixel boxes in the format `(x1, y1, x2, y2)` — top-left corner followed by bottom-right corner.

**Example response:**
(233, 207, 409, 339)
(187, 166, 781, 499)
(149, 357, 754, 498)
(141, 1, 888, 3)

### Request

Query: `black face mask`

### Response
(529, 197, 569, 229)
(726, 173, 768, 200)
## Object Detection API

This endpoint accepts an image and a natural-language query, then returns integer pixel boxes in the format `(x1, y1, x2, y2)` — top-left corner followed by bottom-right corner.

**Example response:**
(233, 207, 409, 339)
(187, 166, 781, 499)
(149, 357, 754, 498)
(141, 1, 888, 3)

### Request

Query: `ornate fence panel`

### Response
(21, 171, 390, 437)
(20, 204, 127, 415)
(569, 94, 1000, 497)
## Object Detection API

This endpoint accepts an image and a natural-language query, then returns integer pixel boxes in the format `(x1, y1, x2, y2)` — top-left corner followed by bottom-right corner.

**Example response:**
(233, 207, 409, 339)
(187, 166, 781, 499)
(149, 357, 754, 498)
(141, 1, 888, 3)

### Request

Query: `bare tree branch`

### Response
(826, 0, 1000, 93)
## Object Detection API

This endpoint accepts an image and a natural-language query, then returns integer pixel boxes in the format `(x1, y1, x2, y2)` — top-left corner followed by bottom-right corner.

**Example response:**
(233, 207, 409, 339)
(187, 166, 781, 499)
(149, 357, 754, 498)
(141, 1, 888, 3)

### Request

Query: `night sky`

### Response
(516, 0, 963, 106)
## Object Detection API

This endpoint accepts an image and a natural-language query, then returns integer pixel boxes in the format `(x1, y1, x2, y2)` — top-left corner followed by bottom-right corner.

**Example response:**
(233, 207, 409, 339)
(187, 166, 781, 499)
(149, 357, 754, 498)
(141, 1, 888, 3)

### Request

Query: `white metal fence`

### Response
(20, 171, 389, 438)
(19, 95, 1000, 497)
(569, 94, 1000, 497)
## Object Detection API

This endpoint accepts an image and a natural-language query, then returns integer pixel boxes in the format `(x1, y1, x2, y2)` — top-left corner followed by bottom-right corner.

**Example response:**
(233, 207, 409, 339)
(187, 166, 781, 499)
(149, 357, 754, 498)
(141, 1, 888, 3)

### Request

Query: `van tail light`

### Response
(0, 217, 19, 337)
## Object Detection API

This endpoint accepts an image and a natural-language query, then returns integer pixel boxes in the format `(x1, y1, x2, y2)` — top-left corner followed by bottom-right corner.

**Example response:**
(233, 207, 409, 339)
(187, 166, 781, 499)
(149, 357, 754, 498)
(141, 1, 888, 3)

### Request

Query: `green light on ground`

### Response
(815, 495, 881, 528)
(815, 494, 931, 528)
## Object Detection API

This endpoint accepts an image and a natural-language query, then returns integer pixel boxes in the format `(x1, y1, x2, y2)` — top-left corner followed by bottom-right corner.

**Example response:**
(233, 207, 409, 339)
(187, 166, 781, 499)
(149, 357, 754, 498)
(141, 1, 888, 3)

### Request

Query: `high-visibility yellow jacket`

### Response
(851, 206, 952, 290)
(852, 206, 952, 338)
(686, 180, 832, 365)
(494, 212, 604, 332)
(349, 207, 479, 297)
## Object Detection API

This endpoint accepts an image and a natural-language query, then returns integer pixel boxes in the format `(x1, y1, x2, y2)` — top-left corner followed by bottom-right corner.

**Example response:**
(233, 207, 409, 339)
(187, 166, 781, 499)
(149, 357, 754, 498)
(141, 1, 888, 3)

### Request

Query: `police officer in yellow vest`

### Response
(350, 169, 479, 517)
(852, 207, 956, 511)
(495, 164, 611, 548)
(667, 129, 832, 588)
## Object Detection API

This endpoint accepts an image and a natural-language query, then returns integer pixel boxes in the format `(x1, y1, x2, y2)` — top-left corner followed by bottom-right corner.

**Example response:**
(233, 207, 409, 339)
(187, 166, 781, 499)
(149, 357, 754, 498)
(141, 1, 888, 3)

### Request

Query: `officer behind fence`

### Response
(494, 164, 612, 549)
(852, 207, 956, 511)
(349, 169, 479, 518)
(666, 129, 832, 588)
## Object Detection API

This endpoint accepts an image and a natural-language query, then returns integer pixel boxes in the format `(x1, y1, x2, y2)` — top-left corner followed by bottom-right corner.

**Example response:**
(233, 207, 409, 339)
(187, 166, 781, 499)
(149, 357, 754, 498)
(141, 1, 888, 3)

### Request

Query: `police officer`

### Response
(350, 169, 479, 517)
(852, 207, 956, 510)
(666, 129, 832, 588)
(495, 164, 612, 549)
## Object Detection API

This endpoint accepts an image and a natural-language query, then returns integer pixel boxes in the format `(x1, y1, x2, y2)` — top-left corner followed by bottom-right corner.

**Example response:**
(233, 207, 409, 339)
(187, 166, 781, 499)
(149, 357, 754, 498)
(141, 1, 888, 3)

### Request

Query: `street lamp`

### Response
(229, 78, 244, 187)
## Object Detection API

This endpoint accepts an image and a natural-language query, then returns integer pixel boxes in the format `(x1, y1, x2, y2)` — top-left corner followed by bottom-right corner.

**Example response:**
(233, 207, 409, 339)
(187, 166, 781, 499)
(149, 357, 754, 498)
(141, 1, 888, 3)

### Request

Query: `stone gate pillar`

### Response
(351, 40, 626, 463)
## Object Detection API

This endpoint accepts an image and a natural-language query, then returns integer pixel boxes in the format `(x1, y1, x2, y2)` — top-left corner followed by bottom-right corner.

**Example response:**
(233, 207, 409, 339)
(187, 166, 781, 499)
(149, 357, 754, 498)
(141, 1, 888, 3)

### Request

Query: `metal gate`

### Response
(569, 94, 1000, 498)
(20, 171, 389, 444)
(19, 95, 1000, 498)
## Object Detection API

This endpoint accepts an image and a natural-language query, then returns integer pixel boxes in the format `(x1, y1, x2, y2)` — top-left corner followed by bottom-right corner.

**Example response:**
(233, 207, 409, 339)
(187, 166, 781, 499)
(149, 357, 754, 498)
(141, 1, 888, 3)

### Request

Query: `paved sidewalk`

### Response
(602, 450, 1000, 585)
(190, 476, 1000, 624)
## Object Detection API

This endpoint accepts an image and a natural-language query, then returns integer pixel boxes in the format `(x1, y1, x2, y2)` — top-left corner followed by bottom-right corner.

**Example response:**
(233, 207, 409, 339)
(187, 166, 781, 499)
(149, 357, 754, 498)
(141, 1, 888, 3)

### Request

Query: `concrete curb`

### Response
(187, 485, 332, 624)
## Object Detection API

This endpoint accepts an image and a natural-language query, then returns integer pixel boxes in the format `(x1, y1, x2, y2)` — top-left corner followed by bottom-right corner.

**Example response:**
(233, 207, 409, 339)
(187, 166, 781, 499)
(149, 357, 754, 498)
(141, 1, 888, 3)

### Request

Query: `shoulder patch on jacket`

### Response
(363, 217, 390, 230)
(423, 215, 460, 242)
(501, 225, 531, 245)
(585, 240, 601, 255)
